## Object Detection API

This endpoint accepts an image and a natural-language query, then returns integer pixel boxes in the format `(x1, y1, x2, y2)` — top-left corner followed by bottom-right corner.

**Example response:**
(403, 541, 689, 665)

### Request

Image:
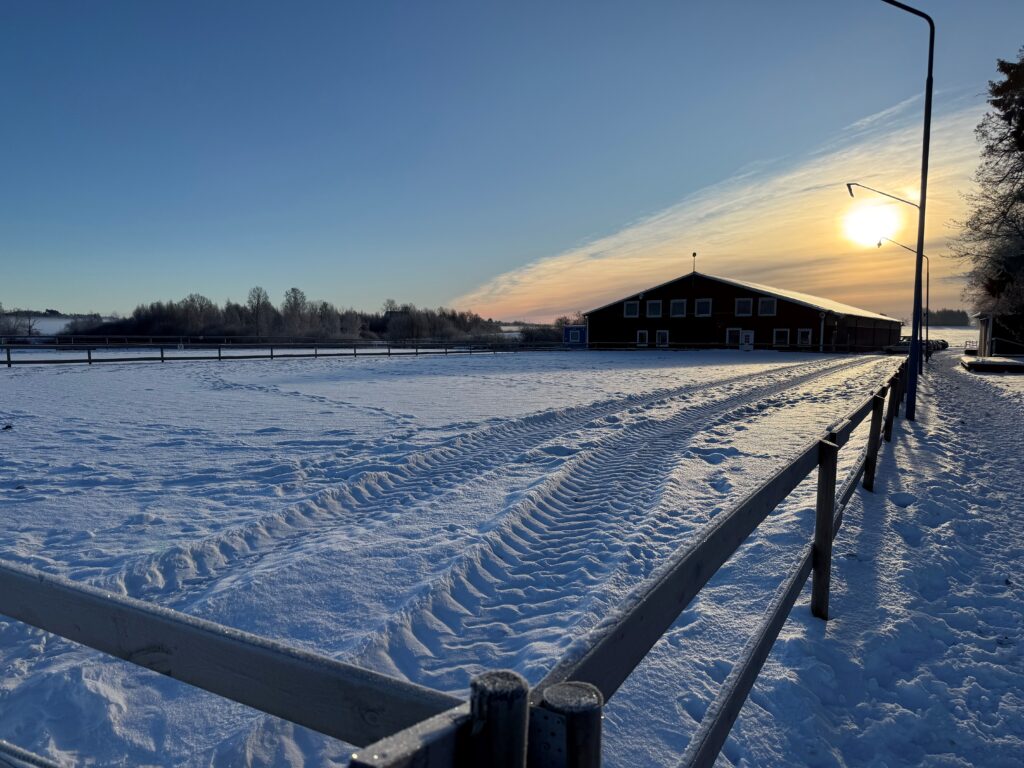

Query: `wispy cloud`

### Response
(450, 99, 984, 322)
(844, 94, 921, 133)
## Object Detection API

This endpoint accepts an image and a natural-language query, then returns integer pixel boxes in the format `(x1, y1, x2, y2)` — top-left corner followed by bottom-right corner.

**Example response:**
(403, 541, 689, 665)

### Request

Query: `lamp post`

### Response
(845, 182, 924, 372)
(845, 183, 918, 209)
(878, 237, 929, 359)
(876, 0, 934, 421)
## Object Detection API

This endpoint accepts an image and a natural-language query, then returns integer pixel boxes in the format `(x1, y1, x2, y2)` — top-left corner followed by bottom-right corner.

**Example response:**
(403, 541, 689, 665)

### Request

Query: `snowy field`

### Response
(1, 343, 1021, 766)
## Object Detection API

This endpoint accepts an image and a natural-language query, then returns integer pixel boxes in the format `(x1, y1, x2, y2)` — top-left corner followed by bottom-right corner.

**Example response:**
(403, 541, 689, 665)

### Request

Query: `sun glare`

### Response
(843, 203, 902, 247)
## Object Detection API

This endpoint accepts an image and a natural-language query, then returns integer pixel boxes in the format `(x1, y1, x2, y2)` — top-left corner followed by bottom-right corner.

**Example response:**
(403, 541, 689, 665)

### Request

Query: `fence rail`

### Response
(3, 338, 897, 368)
(0, 560, 460, 746)
(0, 360, 908, 766)
(2, 340, 575, 367)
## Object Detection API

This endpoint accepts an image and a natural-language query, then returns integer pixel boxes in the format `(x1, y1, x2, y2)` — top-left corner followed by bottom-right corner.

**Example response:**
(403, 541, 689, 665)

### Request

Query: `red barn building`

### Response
(585, 272, 901, 352)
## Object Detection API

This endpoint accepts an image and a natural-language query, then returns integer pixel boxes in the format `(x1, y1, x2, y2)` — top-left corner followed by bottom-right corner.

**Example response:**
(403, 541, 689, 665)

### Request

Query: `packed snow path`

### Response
(1, 346, 1018, 766)
(603, 350, 1024, 767)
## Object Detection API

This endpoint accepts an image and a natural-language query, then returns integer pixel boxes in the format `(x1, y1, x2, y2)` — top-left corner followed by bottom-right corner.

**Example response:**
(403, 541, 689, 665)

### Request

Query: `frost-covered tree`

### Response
(954, 48, 1024, 314)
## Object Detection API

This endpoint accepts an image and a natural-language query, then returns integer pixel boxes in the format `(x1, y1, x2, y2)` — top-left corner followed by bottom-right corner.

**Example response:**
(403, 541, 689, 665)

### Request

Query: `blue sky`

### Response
(2, 1, 1023, 319)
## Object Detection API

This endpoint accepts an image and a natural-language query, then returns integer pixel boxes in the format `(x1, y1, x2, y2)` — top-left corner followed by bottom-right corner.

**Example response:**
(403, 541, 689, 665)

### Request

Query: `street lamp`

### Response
(877, 0, 935, 422)
(846, 182, 919, 210)
(846, 181, 926, 373)
(878, 237, 929, 359)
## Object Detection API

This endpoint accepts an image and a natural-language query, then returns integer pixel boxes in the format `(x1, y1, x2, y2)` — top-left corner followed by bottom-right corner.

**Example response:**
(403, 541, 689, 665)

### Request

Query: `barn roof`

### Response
(584, 271, 898, 324)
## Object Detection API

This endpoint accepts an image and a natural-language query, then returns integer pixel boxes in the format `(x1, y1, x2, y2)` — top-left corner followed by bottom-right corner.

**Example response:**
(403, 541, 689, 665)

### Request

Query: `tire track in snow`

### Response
(107, 358, 856, 601)
(344, 357, 885, 690)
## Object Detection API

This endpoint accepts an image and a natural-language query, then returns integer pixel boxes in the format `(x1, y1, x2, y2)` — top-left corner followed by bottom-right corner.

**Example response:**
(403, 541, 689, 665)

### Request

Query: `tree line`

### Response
(52, 288, 505, 342)
(0, 304, 72, 336)
(925, 308, 970, 326)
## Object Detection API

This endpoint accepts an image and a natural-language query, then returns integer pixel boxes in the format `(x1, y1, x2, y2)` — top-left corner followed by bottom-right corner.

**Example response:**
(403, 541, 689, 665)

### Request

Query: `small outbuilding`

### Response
(584, 271, 901, 352)
(975, 311, 1024, 357)
(562, 324, 587, 347)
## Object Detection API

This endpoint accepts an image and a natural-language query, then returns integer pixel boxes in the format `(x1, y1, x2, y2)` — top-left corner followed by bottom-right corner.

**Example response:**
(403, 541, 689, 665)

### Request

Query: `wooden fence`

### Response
(1, 334, 905, 368)
(1, 340, 554, 367)
(0, 361, 908, 767)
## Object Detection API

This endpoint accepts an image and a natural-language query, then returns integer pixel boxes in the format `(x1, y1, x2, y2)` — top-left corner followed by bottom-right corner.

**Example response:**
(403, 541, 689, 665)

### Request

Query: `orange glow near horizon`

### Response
(448, 104, 983, 322)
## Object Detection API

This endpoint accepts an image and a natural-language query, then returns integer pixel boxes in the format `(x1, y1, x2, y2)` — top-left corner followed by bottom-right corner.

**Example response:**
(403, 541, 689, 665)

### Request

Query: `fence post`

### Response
(314, 344, 318, 359)
(218, 346, 222, 362)
(415, 343, 418, 356)
(5, 347, 10, 368)
(862, 393, 886, 491)
(160, 347, 165, 363)
(884, 373, 899, 440)
(811, 435, 839, 620)
(539, 682, 603, 768)
(897, 361, 907, 413)
(87, 349, 92, 365)
(387, 344, 391, 358)
(270, 346, 274, 360)
(468, 671, 528, 768)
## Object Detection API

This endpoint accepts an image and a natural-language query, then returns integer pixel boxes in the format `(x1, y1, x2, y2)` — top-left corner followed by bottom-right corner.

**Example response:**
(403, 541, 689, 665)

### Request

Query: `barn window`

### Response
(647, 300, 662, 318)
(759, 297, 777, 316)
(570, 329, 581, 343)
(773, 328, 790, 346)
(797, 328, 812, 346)
(726, 328, 741, 346)
(624, 301, 639, 318)
(656, 330, 669, 347)
(735, 298, 753, 316)
(695, 298, 712, 317)
(670, 299, 687, 317)
(637, 330, 649, 346)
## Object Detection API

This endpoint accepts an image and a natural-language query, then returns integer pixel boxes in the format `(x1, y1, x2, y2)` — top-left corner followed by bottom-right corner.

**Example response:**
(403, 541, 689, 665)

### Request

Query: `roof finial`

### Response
(692, 252, 697, 273)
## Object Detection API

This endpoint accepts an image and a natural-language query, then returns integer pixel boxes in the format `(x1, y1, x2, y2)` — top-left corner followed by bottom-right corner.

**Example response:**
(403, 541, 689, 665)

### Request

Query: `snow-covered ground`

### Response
(0, 346, 1020, 766)
(968, 368, 1024, 413)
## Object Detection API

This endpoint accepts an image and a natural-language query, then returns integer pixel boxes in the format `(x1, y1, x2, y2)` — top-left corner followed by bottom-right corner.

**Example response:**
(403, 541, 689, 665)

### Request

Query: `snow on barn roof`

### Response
(585, 271, 898, 323)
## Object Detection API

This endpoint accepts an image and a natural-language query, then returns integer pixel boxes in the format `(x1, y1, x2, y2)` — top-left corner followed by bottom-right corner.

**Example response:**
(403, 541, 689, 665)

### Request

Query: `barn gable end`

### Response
(583, 272, 901, 352)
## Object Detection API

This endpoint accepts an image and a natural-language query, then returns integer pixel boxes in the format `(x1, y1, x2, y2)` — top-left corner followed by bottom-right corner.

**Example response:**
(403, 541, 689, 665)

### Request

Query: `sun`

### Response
(843, 203, 902, 247)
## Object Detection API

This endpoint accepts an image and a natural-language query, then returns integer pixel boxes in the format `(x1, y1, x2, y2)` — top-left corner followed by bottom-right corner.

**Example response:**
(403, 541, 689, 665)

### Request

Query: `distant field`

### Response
(903, 324, 977, 348)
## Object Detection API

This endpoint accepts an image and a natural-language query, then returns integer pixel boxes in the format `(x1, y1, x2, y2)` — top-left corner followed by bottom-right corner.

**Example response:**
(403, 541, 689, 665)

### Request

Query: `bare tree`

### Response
(281, 287, 308, 336)
(181, 294, 218, 334)
(553, 312, 585, 327)
(0, 308, 38, 336)
(247, 286, 272, 337)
